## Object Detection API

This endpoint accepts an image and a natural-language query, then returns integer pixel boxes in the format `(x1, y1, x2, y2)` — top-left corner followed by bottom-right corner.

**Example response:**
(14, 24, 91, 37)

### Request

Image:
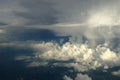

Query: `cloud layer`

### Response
(1, 0, 120, 26)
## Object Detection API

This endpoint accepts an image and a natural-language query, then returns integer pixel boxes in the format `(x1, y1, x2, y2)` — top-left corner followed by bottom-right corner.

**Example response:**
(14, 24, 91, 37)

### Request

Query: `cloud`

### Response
(0, 0, 27, 26)
(0, 26, 119, 72)
(0, 22, 7, 26)
(52, 25, 120, 49)
(75, 73, 92, 80)
(1, 0, 120, 26)
(0, 29, 6, 33)
(0, 26, 119, 73)
(112, 70, 120, 77)
(100, 49, 118, 61)
(61, 1, 115, 26)
(63, 73, 92, 80)
(0, 0, 120, 80)
(0, 28, 9, 42)
(14, 41, 120, 72)
(0, 0, 112, 26)
(16, 0, 58, 25)
(54, 0, 119, 26)
(63, 75, 73, 80)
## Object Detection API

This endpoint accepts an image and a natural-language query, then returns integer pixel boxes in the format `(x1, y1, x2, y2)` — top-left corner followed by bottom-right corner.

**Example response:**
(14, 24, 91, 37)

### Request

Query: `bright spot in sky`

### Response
(88, 14, 113, 26)
(54, 9, 120, 28)
(87, 10, 120, 27)
(0, 29, 5, 33)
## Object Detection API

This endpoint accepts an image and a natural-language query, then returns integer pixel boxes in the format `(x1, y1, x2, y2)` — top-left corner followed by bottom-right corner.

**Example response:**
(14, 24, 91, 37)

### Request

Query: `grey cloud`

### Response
(16, 0, 120, 25)
(0, 22, 7, 26)
(54, 0, 120, 24)
(0, 0, 27, 26)
(1, 0, 120, 80)
(1, 0, 120, 26)
(16, 0, 58, 25)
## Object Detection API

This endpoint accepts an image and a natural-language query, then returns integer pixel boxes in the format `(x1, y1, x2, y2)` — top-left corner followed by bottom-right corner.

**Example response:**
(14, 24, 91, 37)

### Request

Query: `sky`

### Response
(0, 0, 120, 80)
(1, 0, 120, 26)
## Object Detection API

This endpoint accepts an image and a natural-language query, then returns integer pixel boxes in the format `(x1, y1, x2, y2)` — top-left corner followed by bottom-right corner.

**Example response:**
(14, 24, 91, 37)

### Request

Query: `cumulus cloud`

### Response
(63, 73, 92, 80)
(100, 49, 118, 61)
(0, 26, 119, 72)
(1, 25, 119, 74)
(13, 41, 120, 72)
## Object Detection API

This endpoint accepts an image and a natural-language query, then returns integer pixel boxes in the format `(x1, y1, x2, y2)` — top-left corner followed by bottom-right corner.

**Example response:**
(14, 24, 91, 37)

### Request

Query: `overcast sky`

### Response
(0, 0, 120, 27)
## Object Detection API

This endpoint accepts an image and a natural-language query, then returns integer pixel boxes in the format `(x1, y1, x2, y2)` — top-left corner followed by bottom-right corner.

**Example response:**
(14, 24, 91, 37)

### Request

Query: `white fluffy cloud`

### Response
(63, 73, 92, 80)
(100, 49, 118, 61)
(18, 41, 119, 72)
